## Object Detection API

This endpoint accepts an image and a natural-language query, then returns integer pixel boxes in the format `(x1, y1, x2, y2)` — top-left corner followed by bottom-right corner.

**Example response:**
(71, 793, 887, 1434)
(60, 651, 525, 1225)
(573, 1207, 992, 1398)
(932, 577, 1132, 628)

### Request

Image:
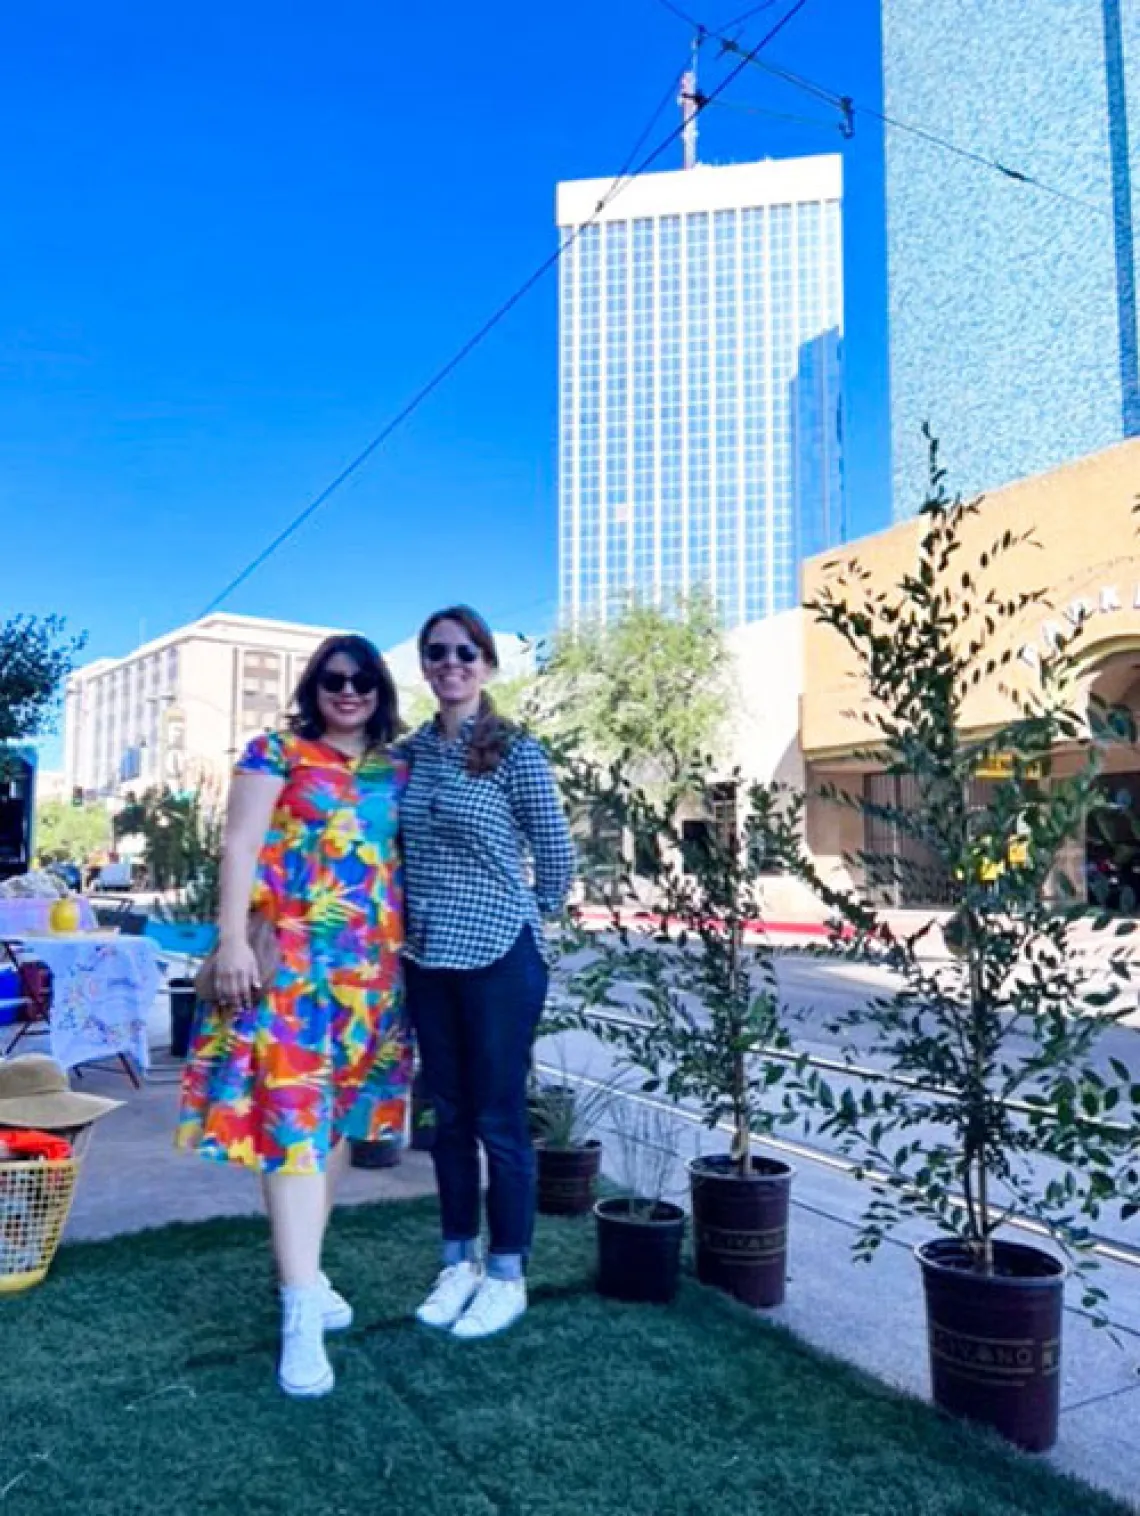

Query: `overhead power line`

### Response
(199, 0, 809, 617)
(652, 0, 1112, 217)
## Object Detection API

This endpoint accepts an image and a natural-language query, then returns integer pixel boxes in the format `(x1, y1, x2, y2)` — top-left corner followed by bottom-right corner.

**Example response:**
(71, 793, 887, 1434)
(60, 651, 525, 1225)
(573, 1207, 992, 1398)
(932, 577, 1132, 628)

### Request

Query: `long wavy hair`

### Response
(418, 605, 516, 775)
(290, 634, 402, 746)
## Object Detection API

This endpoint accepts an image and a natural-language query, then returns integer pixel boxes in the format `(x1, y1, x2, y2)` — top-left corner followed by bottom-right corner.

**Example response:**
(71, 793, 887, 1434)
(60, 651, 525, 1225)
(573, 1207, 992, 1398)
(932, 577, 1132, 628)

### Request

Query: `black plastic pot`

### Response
(168, 979, 198, 1060)
(917, 1237, 1065, 1453)
(689, 1154, 793, 1308)
(349, 1137, 403, 1170)
(410, 1069, 435, 1151)
(536, 1140, 602, 1216)
(595, 1197, 686, 1304)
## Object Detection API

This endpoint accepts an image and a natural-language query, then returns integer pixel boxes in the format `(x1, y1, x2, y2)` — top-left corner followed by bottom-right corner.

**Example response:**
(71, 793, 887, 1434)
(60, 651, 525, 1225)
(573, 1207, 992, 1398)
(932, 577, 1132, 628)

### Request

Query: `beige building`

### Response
(800, 439, 1140, 904)
(64, 614, 342, 800)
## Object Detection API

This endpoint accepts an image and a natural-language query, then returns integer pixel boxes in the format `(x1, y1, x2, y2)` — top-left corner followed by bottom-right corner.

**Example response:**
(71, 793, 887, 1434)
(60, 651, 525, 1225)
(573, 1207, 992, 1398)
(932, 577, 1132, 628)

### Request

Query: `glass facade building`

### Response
(884, 0, 1140, 519)
(557, 156, 844, 629)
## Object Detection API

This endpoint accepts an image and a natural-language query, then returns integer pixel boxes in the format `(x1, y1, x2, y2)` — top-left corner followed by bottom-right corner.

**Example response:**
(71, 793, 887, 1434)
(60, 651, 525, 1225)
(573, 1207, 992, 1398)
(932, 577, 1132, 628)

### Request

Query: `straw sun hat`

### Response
(0, 1055, 123, 1131)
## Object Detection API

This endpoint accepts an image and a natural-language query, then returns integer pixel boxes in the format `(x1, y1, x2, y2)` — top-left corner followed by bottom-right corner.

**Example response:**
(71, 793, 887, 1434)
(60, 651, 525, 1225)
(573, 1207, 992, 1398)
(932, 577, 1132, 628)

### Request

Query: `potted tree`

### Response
(791, 437, 1140, 1451)
(570, 762, 805, 1309)
(594, 1100, 686, 1305)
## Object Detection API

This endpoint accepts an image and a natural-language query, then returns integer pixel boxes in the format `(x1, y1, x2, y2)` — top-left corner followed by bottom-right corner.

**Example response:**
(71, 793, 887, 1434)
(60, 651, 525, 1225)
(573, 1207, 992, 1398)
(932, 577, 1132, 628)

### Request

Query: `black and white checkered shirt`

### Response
(399, 719, 575, 969)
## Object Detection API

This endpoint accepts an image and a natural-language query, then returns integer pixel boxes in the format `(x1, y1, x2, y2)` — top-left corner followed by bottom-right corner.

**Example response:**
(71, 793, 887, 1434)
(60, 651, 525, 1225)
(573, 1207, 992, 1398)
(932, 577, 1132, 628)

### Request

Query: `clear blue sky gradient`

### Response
(1, 0, 889, 702)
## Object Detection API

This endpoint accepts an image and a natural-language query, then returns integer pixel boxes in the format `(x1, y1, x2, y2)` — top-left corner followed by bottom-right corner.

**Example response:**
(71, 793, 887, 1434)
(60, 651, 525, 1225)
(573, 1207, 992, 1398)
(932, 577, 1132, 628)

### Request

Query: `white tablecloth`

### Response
(19, 934, 158, 1073)
(0, 899, 97, 936)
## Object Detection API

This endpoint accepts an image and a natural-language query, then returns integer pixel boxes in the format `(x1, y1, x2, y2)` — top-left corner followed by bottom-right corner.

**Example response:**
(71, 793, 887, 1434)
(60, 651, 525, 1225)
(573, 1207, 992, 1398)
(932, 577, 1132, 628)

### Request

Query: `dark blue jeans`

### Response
(405, 928, 548, 1259)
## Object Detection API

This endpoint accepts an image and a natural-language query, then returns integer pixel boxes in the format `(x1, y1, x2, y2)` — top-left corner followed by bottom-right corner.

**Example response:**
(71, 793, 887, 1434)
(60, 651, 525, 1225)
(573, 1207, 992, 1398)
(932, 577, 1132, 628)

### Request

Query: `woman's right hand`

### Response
(214, 938, 262, 1010)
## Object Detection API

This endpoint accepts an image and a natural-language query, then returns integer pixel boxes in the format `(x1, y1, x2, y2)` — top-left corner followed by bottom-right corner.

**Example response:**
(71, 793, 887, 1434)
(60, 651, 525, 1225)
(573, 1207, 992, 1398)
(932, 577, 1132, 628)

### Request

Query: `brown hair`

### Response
(418, 605, 516, 775)
(290, 634, 402, 746)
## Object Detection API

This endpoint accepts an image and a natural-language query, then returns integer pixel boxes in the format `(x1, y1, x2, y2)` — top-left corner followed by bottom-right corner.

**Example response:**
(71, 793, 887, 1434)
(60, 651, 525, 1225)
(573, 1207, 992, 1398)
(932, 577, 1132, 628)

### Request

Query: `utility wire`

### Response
(705, 96, 840, 132)
(721, 0, 781, 35)
(200, 3, 808, 616)
(651, 0, 1112, 217)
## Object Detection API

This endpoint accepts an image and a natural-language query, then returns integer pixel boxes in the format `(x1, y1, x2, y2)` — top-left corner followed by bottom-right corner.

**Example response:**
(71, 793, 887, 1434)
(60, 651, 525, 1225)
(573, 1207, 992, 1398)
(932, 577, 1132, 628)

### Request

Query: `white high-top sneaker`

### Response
(451, 1277, 527, 1341)
(415, 1261, 483, 1329)
(278, 1287, 335, 1398)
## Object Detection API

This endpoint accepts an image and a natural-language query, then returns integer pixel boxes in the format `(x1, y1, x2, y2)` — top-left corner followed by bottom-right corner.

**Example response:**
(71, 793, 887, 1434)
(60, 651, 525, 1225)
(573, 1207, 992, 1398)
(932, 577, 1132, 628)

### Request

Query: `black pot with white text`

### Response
(689, 1154, 793, 1308)
(917, 1237, 1064, 1453)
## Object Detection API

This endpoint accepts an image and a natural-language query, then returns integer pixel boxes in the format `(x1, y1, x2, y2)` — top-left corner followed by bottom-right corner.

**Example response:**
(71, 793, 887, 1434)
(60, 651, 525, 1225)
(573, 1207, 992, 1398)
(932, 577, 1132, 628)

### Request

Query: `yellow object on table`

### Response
(49, 898, 82, 934)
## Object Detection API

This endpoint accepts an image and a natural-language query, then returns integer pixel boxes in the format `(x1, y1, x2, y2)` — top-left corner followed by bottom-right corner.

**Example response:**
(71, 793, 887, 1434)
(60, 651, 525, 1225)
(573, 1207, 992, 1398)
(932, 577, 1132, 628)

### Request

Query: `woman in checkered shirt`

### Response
(400, 604, 574, 1341)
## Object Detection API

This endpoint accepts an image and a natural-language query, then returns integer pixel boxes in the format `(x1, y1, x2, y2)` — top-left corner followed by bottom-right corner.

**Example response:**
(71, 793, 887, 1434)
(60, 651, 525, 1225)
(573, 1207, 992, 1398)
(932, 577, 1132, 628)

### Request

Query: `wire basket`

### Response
(0, 1131, 80, 1294)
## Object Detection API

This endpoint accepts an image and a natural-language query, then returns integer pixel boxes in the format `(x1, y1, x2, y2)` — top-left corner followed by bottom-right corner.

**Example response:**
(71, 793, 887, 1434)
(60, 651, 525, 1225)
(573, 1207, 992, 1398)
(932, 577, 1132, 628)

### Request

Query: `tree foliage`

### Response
(0, 615, 85, 745)
(35, 800, 111, 865)
(534, 596, 730, 787)
(115, 785, 222, 909)
(569, 756, 804, 1176)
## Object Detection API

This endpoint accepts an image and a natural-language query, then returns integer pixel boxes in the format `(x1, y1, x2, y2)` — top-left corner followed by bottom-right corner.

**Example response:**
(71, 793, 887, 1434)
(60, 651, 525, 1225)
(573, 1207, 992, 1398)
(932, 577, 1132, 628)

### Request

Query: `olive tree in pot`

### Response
(793, 439, 1140, 1452)
(570, 762, 805, 1309)
(595, 1099, 686, 1305)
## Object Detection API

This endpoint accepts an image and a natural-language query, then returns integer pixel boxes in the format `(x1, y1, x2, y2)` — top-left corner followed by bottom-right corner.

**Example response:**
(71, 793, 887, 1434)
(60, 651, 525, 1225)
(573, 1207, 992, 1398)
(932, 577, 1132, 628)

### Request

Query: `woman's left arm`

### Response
(506, 739, 576, 914)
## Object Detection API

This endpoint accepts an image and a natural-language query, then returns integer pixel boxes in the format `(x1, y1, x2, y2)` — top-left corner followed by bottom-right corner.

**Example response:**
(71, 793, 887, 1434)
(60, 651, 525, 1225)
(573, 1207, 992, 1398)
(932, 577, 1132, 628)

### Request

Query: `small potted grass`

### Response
(595, 1100, 686, 1305)
(532, 1057, 618, 1217)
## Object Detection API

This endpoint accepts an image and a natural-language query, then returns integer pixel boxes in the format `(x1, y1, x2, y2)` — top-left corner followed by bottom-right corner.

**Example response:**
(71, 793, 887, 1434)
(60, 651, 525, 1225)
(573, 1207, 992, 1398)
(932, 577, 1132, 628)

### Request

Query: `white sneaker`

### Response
(317, 1271, 353, 1332)
(278, 1287, 335, 1398)
(451, 1277, 527, 1341)
(415, 1261, 482, 1330)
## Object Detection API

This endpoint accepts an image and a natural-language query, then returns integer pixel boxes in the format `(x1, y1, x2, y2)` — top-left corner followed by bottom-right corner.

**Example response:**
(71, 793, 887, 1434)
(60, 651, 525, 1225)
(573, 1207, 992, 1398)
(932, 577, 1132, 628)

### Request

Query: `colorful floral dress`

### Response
(176, 732, 410, 1174)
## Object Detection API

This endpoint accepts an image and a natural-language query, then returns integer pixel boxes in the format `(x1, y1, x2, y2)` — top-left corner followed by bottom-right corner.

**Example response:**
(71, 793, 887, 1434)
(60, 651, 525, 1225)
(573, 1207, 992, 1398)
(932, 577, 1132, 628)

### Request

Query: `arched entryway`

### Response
(1082, 649, 1140, 911)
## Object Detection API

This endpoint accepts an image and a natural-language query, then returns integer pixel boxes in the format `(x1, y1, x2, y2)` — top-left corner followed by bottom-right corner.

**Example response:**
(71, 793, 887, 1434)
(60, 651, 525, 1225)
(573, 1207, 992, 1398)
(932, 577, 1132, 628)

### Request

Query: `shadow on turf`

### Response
(183, 1278, 594, 1369)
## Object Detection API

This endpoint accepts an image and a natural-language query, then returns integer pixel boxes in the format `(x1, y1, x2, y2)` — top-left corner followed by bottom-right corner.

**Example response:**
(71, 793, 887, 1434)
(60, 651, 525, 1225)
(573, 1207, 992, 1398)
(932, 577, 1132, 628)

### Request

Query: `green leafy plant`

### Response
(568, 758, 805, 1176)
(117, 784, 222, 910)
(790, 434, 1140, 1308)
(34, 799, 111, 866)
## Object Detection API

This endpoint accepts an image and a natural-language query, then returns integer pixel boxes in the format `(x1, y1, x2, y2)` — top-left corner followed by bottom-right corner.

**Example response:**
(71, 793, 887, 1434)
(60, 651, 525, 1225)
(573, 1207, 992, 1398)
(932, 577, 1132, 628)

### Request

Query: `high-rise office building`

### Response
(556, 155, 844, 629)
(883, 0, 1140, 518)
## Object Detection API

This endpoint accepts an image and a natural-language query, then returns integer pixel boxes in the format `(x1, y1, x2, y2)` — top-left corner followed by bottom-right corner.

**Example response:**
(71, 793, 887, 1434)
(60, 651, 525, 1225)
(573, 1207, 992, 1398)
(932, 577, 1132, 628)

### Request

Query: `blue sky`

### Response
(1, 0, 888, 707)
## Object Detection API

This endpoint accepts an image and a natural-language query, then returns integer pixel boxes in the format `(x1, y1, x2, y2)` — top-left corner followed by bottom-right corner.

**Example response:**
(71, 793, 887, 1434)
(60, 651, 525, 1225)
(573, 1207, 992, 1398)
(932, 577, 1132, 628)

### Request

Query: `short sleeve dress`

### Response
(176, 731, 410, 1175)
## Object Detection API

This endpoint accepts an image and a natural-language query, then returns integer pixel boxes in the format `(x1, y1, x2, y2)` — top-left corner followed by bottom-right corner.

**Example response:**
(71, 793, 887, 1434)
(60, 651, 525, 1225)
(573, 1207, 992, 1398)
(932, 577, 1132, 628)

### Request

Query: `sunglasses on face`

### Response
(318, 671, 380, 696)
(424, 642, 480, 666)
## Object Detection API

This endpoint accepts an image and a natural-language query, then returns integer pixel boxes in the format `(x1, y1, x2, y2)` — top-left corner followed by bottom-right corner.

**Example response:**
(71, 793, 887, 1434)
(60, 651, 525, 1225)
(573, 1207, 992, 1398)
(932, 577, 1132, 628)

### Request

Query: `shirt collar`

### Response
(431, 713, 478, 744)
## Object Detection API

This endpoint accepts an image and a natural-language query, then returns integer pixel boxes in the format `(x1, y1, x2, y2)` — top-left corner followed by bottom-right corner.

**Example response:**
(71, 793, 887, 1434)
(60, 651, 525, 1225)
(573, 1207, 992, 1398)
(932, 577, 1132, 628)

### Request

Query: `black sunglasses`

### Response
(424, 642, 480, 666)
(319, 671, 380, 696)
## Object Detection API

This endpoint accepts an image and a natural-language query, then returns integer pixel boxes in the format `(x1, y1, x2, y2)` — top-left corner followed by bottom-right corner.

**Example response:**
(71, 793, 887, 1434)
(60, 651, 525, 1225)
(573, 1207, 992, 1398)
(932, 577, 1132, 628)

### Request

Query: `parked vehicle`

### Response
(93, 861, 132, 893)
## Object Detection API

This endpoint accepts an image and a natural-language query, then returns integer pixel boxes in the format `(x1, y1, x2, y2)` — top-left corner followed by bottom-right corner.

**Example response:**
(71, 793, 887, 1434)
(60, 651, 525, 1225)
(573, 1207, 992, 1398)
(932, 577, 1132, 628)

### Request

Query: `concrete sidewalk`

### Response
(64, 1057, 437, 1244)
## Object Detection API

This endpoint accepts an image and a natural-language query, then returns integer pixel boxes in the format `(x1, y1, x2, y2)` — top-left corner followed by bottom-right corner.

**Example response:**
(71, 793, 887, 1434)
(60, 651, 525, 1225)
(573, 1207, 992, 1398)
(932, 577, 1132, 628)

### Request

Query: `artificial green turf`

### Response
(0, 1198, 1129, 1516)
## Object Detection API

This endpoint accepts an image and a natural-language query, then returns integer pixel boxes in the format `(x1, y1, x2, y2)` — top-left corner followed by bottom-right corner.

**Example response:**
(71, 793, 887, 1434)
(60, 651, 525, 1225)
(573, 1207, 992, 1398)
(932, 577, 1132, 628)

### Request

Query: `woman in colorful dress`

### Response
(177, 634, 409, 1399)
(401, 605, 574, 1341)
